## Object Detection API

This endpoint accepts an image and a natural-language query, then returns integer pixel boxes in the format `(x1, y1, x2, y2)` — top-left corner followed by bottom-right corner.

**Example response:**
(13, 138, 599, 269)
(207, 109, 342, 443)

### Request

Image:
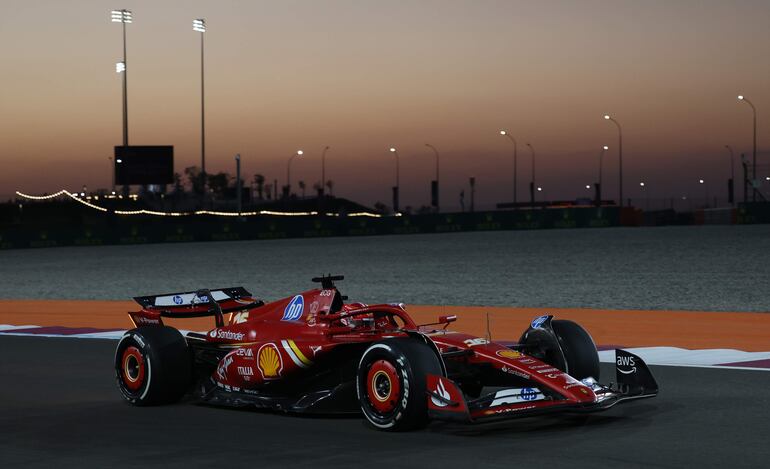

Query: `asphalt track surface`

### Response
(1, 336, 768, 469)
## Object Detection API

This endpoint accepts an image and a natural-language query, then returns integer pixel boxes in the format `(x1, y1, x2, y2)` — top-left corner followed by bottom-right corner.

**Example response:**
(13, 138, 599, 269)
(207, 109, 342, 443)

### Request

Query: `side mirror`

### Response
(438, 315, 457, 325)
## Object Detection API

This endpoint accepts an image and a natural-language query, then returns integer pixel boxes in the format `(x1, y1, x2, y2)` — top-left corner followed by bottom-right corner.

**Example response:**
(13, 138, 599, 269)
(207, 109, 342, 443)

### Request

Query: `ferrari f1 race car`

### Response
(115, 276, 658, 431)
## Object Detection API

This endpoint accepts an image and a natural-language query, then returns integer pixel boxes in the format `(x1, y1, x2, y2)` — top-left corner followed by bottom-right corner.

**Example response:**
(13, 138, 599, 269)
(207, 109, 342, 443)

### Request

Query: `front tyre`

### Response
(115, 326, 192, 406)
(357, 338, 442, 431)
(552, 320, 600, 380)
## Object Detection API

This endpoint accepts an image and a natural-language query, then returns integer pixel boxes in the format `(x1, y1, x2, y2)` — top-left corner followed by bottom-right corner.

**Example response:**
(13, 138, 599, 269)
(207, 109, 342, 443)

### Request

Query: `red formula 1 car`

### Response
(115, 276, 658, 431)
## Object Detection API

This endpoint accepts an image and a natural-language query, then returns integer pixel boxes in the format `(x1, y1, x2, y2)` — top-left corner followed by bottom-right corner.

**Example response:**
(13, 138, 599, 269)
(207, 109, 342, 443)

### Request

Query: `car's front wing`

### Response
(426, 349, 658, 424)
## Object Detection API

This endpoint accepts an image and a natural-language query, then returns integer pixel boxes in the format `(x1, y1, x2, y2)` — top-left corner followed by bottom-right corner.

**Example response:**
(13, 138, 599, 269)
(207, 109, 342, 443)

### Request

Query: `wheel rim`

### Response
(121, 346, 145, 391)
(366, 359, 401, 415)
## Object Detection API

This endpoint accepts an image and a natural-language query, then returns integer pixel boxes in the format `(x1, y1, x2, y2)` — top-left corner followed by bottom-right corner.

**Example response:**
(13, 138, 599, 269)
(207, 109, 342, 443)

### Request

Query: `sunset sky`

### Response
(1, 0, 769, 209)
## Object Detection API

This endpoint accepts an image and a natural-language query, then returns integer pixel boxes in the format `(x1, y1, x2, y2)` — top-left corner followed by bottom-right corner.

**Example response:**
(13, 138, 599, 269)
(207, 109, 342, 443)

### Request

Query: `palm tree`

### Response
(325, 180, 334, 196)
(298, 180, 306, 198)
(253, 174, 265, 200)
(184, 166, 205, 195)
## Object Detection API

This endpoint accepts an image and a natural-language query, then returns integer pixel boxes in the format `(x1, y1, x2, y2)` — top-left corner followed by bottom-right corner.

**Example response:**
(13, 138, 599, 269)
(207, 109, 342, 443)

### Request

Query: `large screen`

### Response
(114, 146, 174, 185)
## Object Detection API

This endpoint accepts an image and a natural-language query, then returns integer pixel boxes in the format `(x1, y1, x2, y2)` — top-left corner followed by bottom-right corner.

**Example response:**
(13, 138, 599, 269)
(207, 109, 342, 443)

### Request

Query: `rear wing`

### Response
(129, 287, 262, 328)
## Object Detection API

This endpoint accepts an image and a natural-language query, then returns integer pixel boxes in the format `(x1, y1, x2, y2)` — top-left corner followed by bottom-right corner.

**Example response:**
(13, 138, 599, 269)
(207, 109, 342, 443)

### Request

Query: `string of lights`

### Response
(15, 190, 385, 218)
(16, 190, 109, 212)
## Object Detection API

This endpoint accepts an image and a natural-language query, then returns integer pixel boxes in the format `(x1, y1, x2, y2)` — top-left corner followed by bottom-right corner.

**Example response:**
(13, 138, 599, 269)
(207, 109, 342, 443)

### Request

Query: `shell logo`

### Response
(257, 343, 283, 380)
(496, 349, 524, 359)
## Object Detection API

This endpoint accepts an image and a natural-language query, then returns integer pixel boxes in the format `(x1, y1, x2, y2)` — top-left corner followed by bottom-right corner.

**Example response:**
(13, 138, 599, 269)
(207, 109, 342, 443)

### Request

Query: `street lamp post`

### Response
(699, 179, 708, 208)
(604, 115, 623, 207)
(108, 156, 115, 192)
(390, 147, 400, 212)
(597, 145, 609, 206)
(193, 19, 207, 188)
(737, 95, 757, 201)
(725, 144, 735, 205)
(111, 9, 132, 146)
(499, 131, 517, 206)
(425, 143, 440, 212)
(321, 146, 330, 197)
(526, 143, 535, 206)
(287, 150, 303, 196)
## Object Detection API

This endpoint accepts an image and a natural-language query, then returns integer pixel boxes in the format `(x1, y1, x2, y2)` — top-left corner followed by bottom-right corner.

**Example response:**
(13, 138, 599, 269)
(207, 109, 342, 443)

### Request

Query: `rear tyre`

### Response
(552, 320, 600, 380)
(115, 326, 192, 405)
(357, 338, 442, 431)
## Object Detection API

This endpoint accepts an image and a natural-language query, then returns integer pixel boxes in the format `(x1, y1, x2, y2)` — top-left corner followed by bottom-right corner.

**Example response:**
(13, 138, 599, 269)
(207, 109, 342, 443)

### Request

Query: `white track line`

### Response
(0, 325, 41, 331)
(598, 347, 770, 370)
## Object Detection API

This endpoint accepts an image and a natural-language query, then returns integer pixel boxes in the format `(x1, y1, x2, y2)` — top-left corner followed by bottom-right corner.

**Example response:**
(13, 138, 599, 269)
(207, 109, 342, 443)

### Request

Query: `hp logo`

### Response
(282, 295, 305, 321)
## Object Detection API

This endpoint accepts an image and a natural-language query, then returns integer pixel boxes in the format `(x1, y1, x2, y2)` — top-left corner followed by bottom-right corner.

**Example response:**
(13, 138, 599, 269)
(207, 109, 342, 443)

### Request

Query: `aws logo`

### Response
(616, 355, 637, 374)
(282, 295, 304, 321)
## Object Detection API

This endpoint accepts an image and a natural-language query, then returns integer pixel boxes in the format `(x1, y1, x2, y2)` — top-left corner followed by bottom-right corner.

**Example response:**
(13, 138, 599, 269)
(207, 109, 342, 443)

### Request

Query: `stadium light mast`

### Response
(604, 114, 624, 207)
(193, 19, 207, 185)
(500, 130, 518, 206)
(737, 95, 757, 201)
(111, 9, 132, 146)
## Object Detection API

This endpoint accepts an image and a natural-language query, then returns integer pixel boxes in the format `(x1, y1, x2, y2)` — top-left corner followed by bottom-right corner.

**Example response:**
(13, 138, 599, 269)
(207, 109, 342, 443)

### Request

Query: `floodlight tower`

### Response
(111, 9, 132, 146)
(193, 19, 207, 182)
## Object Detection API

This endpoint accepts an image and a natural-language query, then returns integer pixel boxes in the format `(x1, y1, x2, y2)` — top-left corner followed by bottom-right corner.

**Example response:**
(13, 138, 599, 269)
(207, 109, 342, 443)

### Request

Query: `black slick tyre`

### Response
(115, 326, 192, 405)
(356, 338, 442, 431)
(552, 319, 600, 380)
